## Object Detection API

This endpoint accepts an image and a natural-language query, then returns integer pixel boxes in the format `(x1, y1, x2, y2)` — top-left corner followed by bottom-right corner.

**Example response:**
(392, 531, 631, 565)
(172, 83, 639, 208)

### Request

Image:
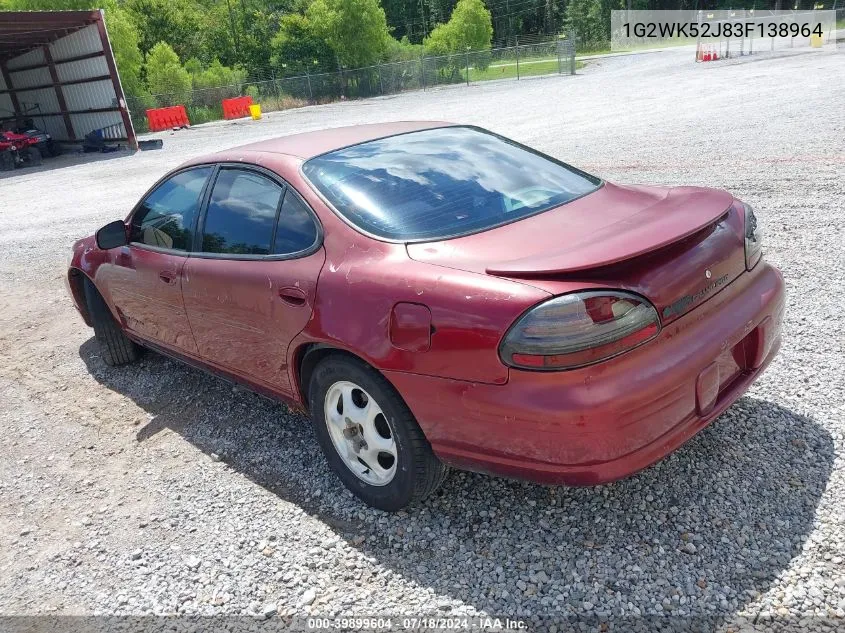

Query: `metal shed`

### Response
(0, 10, 136, 149)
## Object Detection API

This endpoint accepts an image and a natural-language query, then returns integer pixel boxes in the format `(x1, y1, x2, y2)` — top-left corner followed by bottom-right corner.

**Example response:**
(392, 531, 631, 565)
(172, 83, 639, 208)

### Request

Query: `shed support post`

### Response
(42, 45, 76, 141)
(95, 11, 137, 150)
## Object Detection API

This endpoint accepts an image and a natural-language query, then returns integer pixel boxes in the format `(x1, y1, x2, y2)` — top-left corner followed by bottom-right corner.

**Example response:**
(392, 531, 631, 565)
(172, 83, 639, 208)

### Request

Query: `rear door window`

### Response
(273, 190, 319, 255)
(131, 167, 212, 251)
(200, 168, 284, 255)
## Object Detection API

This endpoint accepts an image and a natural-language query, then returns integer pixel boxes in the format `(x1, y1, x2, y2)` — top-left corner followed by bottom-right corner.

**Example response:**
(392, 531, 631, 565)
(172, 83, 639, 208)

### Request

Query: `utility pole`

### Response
(419, 0, 428, 39)
(225, 0, 240, 63)
(506, 0, 513, 46)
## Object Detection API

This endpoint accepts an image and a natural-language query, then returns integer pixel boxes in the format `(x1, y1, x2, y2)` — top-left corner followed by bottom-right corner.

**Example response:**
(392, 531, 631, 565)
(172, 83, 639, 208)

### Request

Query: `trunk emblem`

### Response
(663, 272, 730, 319)
(705, 269, 712, 279)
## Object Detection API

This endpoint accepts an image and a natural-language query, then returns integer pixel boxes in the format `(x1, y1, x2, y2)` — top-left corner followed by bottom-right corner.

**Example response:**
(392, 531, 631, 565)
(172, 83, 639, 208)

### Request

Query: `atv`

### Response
(16, 126, 60, 157)
(0, 131, 42, 171)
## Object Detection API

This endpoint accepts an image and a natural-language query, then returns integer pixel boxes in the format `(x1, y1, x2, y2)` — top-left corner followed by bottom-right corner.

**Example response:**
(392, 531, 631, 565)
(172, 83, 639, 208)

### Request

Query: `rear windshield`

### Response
(302, 126, 601, 241)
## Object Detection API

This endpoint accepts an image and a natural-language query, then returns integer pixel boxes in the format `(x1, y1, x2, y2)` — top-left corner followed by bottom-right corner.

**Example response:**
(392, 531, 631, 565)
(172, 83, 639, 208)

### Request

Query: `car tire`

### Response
(84, 278, 139, 367)
(308, 355, 449, 511)
(24, 146, 42, 166)
(0, 150, 14, 171)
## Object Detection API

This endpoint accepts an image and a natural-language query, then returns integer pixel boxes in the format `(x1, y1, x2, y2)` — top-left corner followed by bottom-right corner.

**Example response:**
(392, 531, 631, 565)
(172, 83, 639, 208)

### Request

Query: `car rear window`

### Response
(301, 126, 601, 241)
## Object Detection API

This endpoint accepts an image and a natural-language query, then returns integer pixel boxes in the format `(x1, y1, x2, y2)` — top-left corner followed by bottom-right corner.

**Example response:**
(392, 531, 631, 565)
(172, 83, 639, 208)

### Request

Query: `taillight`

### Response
(500, 291, 660, 371)
(741, 202, 763, 270)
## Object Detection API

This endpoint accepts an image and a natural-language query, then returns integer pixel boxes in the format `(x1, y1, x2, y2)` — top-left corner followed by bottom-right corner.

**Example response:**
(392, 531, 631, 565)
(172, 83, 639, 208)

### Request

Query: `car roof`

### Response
(193, 121, 456, 163)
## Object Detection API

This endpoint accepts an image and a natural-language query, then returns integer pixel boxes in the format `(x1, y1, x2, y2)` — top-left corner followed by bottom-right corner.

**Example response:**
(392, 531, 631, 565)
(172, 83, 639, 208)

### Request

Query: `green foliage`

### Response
(423, 0, 492, 78)
(183, 58, 247, 106)
(106, 8, 147, 99)
(184, 57, 203, 76)
(145, 41, 192, 103)
(385, 36, 424, 62)
(564, 0, 604, 45)
(244, 84, 260, 101)
(186, 104, 222, 124)
(564, 0, 623, 46)
(306, 0, 392, 68)
(4, 0, 95, 8)
(424, 0, 492, 57)
(234, 8, 277, 72)
(270, 13, 335, 75)
(124, 0, 206, 62)
(189, 58, 247, 90)
(448, 0, 493, 51)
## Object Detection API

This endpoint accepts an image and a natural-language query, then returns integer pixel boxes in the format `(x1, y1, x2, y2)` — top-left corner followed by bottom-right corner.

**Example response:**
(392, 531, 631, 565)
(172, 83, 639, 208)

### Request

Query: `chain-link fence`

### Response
(688, 9, 840, 62)
(126, 36, 576, 133)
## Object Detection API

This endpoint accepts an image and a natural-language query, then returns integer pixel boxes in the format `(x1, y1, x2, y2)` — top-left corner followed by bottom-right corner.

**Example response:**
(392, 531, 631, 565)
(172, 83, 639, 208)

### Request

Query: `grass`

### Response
(468, 58, 579, 81)
(255, 94, 308, 113)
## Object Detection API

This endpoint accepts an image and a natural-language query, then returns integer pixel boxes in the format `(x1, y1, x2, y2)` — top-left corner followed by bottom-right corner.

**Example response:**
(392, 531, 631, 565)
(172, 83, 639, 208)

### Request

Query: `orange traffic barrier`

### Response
(222, 96, 253, 120)
(145, 105, 190, 132)
(700, 45, 721, 62)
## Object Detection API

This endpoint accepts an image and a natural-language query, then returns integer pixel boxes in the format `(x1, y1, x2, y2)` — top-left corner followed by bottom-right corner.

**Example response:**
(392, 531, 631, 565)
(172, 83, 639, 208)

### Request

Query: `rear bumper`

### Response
(384, 262, 785, 486)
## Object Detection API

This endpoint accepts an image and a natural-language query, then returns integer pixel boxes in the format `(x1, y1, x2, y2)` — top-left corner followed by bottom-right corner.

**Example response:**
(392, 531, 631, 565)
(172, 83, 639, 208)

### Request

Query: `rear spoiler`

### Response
(487, 196, 733, 277)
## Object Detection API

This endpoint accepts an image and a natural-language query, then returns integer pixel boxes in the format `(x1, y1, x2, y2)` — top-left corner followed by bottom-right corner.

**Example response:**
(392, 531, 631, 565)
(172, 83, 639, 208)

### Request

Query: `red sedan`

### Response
(67, 122, 785, 510)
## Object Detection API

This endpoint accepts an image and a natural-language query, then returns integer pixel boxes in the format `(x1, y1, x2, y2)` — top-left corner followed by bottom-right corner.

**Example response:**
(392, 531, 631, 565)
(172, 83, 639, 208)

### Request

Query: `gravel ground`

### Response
(0, 48, 843, 631)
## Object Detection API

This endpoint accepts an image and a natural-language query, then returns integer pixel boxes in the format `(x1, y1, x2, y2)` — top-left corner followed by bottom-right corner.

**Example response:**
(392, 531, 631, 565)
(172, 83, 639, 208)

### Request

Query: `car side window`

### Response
(273, 190, 319, 255)
(131, 167, 212, 251)
(201, 169, 283, 255)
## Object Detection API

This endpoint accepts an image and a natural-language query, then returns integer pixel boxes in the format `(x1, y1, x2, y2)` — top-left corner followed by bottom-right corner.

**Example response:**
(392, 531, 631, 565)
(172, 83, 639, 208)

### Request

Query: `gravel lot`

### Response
(1, 48, 843, 630)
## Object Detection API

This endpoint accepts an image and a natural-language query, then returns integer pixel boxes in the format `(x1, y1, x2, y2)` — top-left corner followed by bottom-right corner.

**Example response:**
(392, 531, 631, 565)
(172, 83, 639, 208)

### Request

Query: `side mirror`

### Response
(96, 220, 129, 249)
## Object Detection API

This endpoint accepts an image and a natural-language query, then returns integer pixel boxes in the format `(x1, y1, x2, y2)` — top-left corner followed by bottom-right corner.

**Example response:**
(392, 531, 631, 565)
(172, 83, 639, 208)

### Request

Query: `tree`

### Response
(189, 58, 247, 90)
(306, 0, 392, 68)
(185, 57, 247, 105)
(234, 7, 277, 71)
(423, 0, 491, 79)
(124, 0, 206, 61)
(106, 8, 147, 98)
(565, 0, 611, 47)
(270, 13, 335, 75)
(145, 41, 192, 104)
(423, 0, 492, 55)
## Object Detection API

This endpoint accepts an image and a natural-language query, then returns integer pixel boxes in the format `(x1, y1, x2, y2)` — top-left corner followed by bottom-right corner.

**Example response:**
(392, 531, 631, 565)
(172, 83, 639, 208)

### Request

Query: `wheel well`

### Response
(296, 344, 372, 412)
(68, 268, 92, 326)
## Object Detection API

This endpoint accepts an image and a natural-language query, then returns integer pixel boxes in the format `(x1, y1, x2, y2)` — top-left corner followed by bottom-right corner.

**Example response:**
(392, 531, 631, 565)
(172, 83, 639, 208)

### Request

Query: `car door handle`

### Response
(158, 271, 177, 284)
(278, 287, 307, 306)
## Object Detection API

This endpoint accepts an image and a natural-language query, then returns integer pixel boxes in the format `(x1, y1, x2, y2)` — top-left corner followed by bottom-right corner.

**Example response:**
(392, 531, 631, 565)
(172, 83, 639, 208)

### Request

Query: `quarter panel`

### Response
(295, 231, 550, 385)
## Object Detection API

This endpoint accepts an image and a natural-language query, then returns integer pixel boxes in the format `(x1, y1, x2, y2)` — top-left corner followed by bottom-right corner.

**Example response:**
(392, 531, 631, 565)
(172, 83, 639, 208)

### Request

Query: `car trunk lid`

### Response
(406, 183, 746, 323)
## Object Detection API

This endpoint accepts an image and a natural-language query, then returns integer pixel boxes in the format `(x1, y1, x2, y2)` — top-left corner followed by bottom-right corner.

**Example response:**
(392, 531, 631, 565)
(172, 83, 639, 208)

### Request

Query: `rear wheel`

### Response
(0, 150, 14, 171)
(84, 278, 139, 367)
(23, 146, 42, 166)
(308, 355, 448, 511)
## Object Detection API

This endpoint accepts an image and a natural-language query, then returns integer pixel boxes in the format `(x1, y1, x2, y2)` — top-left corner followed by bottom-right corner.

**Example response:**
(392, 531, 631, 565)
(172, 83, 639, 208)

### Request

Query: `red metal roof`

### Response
(0, 10, 100, 61)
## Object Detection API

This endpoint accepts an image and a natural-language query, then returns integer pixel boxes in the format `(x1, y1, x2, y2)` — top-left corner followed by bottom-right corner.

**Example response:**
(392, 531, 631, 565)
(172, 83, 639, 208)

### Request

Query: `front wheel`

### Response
(84, 278, 139, 367)
(308, 355, 448, 511)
